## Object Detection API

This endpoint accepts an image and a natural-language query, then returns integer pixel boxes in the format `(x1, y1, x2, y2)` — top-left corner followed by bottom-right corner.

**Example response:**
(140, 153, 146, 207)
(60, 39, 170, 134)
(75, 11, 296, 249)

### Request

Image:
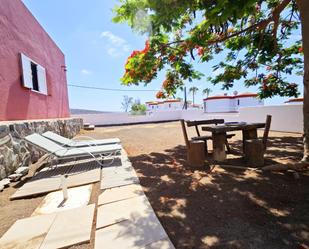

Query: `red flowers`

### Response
(156, 91, 164, 99)
(262, 83, 268, 91)
(163, 80, 169, 88)
(299, 46, 303, 53)
(168, 55, 176, 62)
(288, 83, 297, 89)
(265, 74, 274, 79)
(141, 40, 150, 53)
(197, 47, 204, 56)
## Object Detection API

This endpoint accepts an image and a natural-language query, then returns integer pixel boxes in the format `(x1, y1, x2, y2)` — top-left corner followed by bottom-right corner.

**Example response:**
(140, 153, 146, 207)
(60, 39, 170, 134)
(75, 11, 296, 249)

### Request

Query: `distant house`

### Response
(285, 98, 303, 105)
(146, 99, 183, 111)
(145, 101, 159, 111)
(0, 0, 70, 121)
(203, 92, 264, 113)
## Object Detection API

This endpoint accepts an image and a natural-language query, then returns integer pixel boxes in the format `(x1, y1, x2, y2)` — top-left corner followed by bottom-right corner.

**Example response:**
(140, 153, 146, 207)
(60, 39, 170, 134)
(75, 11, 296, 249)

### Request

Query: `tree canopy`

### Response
(113, 0, 303, 100)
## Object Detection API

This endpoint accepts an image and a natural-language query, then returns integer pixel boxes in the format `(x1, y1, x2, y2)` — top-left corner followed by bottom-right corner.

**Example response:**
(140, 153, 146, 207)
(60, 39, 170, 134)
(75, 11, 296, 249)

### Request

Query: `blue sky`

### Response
(23, 0, 303, 112)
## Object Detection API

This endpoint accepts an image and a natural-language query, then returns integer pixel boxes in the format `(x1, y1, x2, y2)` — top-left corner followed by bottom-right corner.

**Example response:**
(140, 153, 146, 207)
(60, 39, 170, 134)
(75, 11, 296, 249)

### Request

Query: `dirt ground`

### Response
(0, 121, 308, 249)
(85, 122, 309, 249)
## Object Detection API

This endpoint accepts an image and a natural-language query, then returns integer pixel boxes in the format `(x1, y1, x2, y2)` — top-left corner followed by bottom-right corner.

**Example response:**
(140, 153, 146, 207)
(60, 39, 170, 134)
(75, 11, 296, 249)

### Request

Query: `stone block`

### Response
(98, 184, 144, 206)
(40, 204, 95, 249)
(95, 213, 168, 249)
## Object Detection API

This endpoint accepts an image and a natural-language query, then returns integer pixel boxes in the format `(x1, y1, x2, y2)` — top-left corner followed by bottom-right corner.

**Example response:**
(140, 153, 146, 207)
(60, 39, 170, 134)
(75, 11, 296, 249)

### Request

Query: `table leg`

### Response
(242, 128, 258, 152)
(212, 133, 226, 162)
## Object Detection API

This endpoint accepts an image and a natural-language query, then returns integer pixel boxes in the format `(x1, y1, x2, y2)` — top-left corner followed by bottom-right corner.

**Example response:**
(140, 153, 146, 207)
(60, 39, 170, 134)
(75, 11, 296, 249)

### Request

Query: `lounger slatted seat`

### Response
(42, 131, 120, 148)
(25, 134, 121, 159)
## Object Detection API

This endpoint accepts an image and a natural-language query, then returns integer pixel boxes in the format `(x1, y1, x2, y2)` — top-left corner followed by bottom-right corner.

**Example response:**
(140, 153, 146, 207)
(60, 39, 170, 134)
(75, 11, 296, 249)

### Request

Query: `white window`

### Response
(20, 53, 48, 95)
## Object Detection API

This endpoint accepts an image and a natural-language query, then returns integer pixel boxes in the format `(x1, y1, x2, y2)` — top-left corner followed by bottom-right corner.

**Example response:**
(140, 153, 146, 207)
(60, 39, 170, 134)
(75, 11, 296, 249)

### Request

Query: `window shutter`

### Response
(37, 65, 48, 95)
(20, 53, 33, 89)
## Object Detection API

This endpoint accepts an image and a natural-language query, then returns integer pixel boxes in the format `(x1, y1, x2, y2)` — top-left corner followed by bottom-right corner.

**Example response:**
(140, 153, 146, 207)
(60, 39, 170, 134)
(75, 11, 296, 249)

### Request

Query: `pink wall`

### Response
(0, 0, 70, 121)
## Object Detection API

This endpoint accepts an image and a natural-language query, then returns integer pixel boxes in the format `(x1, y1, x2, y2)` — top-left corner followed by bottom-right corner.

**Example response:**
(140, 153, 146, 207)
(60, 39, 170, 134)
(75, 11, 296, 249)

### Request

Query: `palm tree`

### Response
(202, 88, 212, 98)
(189, 86, 199, 105)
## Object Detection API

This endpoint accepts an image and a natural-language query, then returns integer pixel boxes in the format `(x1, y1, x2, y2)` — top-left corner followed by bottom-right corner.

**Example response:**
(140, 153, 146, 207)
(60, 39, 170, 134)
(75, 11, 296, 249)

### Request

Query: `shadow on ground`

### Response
(129, 137, 309, 249)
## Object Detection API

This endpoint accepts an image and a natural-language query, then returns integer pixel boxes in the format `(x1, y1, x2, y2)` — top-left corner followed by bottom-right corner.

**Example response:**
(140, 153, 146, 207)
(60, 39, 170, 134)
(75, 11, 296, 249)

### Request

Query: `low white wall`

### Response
(73, 104, 303, 133)
(238, 104, 303, 133)
(73, 110, 181, 126)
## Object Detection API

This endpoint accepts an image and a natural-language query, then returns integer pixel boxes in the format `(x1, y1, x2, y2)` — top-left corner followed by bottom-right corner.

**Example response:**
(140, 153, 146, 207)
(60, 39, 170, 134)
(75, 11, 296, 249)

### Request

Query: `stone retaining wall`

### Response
(0, 118, 83, 180)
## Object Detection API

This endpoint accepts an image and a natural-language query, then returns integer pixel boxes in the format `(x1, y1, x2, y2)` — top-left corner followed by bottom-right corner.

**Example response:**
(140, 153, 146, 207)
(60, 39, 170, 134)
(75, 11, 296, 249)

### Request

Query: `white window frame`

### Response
(20, 53, 48, 95)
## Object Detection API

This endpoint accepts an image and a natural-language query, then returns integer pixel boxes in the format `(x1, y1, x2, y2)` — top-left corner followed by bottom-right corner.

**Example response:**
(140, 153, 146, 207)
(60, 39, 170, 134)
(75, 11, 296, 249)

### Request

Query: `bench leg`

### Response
(187, 140, 206, 167)
(244, 140, 264, 167)
(225, 139, 231, 154)
(242, 129, 258, 153)
(205, 140, 208, 157)
(213, 133, 226, 162)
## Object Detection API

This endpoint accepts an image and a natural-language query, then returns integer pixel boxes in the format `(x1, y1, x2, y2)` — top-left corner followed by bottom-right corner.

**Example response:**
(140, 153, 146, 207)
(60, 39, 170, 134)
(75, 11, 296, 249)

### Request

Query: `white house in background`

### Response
(285, 98, 303, 105)
(146, 99, 183, 111)
(203, 92, 264, 113)
(145, 101, 159, 110)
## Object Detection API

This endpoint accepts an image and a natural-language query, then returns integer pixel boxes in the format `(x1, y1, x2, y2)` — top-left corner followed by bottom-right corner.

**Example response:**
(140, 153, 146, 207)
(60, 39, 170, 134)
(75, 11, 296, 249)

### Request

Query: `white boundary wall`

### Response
(72, 104, 303, 133)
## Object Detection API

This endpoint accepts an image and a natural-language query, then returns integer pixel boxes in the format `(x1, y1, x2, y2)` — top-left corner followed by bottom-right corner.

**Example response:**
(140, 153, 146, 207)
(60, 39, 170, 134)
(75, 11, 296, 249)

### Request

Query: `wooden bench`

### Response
(244, 115, 272, 167)
(180, 120, 205, 167)
(186, 119, 236, 155)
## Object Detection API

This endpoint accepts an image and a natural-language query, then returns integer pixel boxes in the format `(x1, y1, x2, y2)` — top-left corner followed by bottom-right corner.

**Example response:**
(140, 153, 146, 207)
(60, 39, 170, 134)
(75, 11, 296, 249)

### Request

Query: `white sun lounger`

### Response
(42, 131, 120, 148)
(25, 133, 121, 160)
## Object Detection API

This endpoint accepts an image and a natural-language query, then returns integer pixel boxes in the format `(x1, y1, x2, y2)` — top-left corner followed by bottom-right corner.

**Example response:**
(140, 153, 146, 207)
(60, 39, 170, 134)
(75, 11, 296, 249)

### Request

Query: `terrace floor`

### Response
(1, 121, 309, 249)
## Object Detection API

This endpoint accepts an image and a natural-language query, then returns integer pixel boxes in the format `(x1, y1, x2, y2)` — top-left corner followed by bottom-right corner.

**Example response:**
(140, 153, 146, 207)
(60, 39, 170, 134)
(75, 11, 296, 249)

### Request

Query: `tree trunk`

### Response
(193, 92, 195, 105)
(298, 0, 309, 163)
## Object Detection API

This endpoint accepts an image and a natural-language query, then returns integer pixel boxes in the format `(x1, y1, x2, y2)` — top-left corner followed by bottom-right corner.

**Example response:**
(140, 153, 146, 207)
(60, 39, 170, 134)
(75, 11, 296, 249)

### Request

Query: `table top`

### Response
(201, 122, 266, 133)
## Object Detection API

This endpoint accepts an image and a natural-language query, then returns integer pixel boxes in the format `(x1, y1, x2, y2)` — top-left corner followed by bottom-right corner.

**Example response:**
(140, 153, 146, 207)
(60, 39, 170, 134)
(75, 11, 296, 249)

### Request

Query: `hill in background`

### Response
(70, 108, 111, 114)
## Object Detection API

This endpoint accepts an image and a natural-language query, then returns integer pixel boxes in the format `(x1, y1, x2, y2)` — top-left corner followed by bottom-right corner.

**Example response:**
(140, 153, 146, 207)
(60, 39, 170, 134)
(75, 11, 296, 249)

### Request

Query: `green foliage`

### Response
(114, 0, 303, 99)
(203, 88, 212, 97)
(131, 103, 147, 115)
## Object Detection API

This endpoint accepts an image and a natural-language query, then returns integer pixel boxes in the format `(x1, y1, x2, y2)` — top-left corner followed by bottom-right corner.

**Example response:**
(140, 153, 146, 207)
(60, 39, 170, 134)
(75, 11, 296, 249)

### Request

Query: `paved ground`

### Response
(0, 121, 308, 249)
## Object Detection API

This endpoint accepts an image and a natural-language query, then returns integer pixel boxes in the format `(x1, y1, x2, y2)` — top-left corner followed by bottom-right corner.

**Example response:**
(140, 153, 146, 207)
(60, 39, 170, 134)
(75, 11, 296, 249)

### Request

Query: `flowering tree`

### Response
(113, 0, 309, 164)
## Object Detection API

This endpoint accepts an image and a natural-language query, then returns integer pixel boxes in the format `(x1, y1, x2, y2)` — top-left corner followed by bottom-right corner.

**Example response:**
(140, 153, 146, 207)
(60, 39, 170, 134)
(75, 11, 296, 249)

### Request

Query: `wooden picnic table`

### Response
(202, 122, 266, 161)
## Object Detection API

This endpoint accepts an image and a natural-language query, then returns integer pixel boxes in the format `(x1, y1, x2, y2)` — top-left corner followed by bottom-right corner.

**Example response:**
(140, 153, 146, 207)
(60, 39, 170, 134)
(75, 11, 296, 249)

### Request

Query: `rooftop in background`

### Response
(204, 92, 258, 101)
(145, 99, 182, 105)
(284, 98, 304, 103)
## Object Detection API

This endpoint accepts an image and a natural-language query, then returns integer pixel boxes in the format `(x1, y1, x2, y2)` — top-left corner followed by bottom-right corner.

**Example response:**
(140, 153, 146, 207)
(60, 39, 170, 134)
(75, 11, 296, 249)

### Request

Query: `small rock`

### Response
(8, 173, 22, 182)
(0, 178, 10, 187)
(0, 185, 4, 192)
(15, 166, 29, 176)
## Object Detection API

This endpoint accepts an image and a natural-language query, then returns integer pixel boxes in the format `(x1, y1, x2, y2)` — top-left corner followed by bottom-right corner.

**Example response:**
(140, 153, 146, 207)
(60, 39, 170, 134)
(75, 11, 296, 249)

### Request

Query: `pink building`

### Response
(0, 0, 70, 121)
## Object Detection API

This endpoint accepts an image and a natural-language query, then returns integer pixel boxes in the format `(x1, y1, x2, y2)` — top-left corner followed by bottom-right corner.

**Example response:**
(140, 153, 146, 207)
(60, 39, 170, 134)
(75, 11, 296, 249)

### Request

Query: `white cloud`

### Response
(107, 48, 122, 57)
(81, 69, 92, 75)
(100, 31, 131, 57)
